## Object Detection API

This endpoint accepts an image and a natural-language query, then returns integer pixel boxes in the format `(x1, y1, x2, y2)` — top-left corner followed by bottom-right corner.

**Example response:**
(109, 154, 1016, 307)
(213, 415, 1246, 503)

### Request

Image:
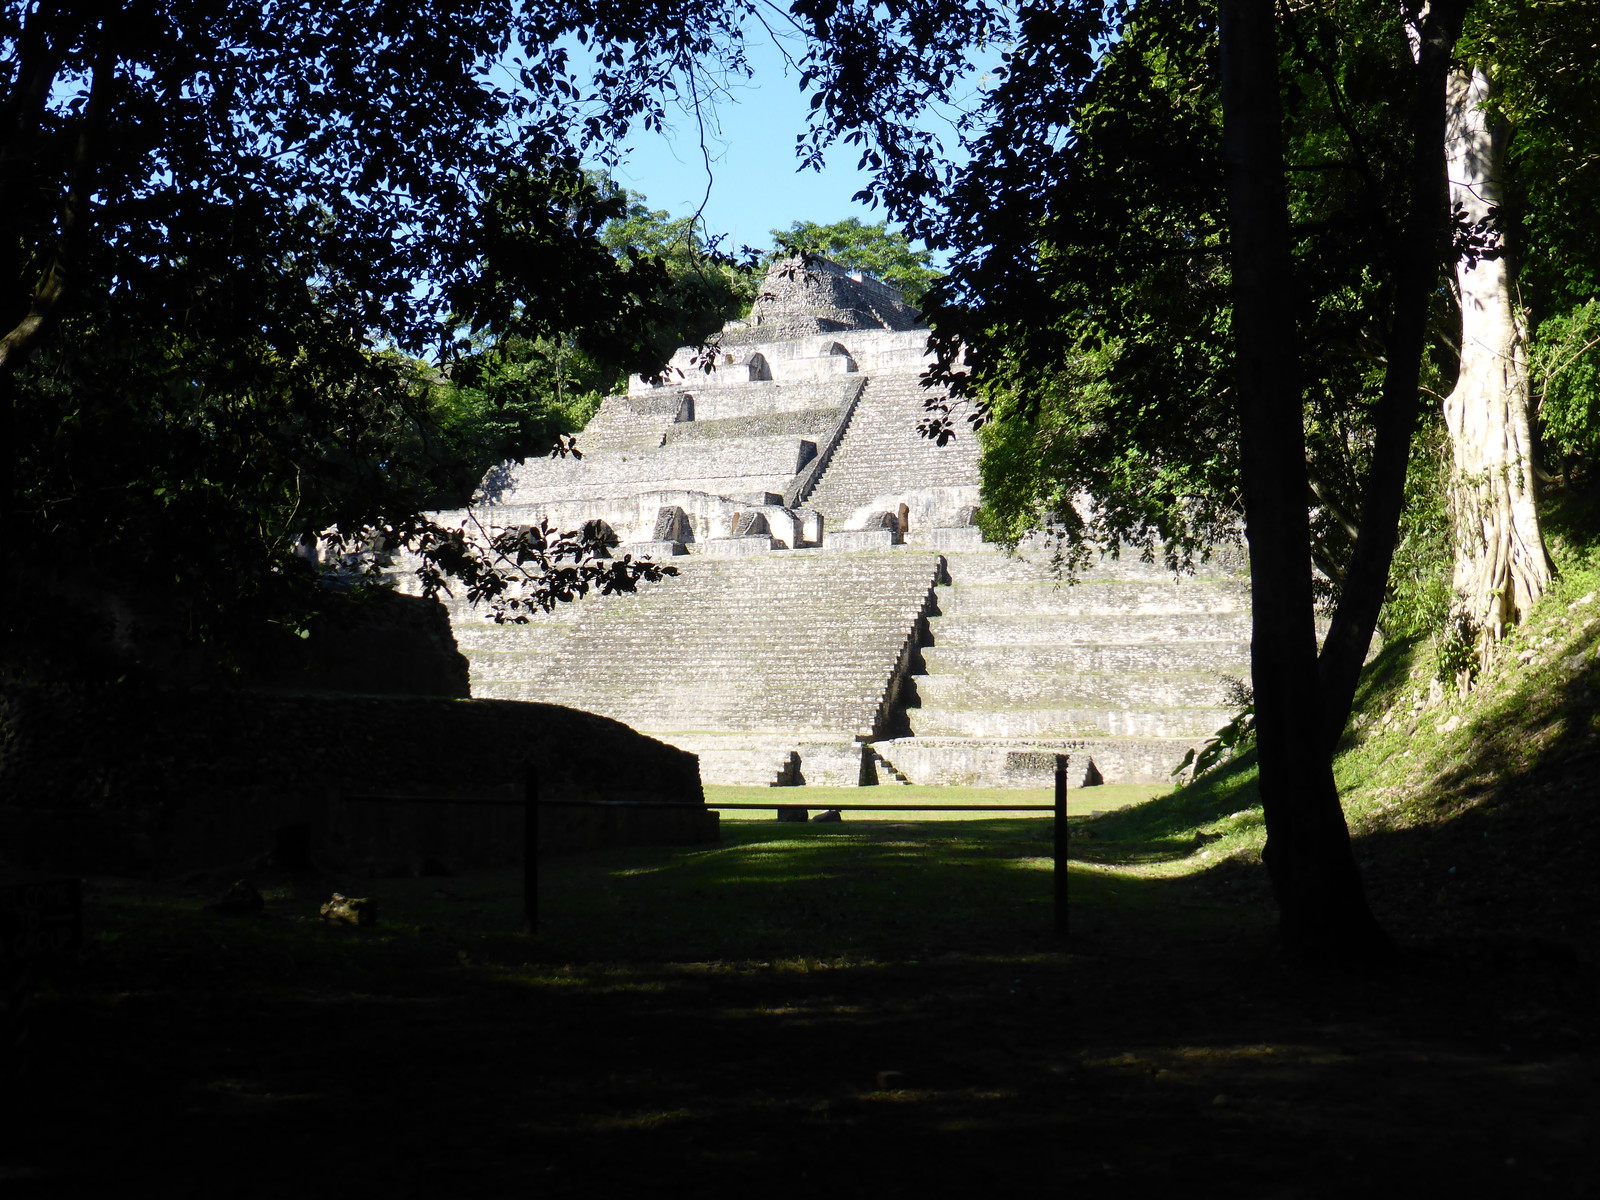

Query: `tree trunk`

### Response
(1442, 64, 1551, 658)
(1220, 0, 1390, 964)
(1314, 0, 1470, 750)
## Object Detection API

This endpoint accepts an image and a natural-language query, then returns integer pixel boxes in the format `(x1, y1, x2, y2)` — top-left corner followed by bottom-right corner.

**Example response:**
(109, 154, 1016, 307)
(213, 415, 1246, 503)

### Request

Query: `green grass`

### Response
(533, 819, 1068, 960)
(703, 781, 1170, 820)
(68, 820, 1073, 983)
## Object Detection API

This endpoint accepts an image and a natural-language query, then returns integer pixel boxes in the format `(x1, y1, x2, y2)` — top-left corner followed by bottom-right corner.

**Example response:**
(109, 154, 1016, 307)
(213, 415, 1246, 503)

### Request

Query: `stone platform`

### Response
(871, 540, 1250, 785)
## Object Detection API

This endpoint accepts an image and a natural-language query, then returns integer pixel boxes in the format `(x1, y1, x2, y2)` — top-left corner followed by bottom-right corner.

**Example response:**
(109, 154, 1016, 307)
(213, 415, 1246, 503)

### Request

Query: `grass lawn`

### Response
(10, 796, 1593, 1197)
(703, 781, 1171, 819)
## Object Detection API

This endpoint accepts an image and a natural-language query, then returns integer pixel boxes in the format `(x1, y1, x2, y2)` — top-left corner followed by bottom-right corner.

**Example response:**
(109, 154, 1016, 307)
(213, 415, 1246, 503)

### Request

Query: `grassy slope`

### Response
(1073, 487, 1600, 951)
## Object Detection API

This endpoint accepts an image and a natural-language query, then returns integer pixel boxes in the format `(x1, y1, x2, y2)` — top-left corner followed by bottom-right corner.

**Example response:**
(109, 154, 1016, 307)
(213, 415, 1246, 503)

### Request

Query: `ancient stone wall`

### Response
(0, 687, 711, 875)
(482, 438, 820, 507)
(249, 588, 470, 698)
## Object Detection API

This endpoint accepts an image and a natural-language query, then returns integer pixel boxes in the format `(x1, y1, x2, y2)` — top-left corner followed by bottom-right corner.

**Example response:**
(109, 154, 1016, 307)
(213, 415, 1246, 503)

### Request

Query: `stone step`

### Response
(871, 736, 1198, 786)
(469, 691, 871, 734)
(435, 591, 592, 619)
(490, 435, 820, 504)
(528, 655, 901, 675)
(516, 680, 898, 704)
(484, 648, 900, 669)
(939, 542, 1248, 585)
(459, 550, 945, 742)
(683, 747, 800, 787)
(537, 640, 919, 666)
(919, 641, 1249, 675)
(933, 579, 1250, 617)
(908, 705, 1233, 740)
(521, 603, 928, 623)
(453, 624, 579, 651)
(910, 671, 1237, 710)
(805, 376, 982, 519)
(477, 674, 896, 700)
(926, 611, 1255, 645)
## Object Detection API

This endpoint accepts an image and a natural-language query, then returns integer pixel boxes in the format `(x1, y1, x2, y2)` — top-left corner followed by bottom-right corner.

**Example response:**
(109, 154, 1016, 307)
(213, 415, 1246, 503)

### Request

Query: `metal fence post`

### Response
(523, 765, 538, 933)
(1054, 754, 1069, 939)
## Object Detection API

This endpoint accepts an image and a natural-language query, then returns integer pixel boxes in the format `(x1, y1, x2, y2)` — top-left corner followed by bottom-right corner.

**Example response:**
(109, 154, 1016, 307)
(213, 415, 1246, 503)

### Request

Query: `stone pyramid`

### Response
(420, 256, 1249, 786)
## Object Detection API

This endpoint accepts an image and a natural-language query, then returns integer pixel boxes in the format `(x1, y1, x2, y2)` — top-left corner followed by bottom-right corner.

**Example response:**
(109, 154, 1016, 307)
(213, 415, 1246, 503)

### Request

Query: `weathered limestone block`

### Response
(700, 535, 777, 556)
(796, 509, 825, 546)
(653, 505, 695, 543)
(912, 526, 985, 551)
(732, 510, 772, 537)
(623, 540, 687, 559)
(661, 407, 839, 445)
(825, 528, 899, 551)
(1003, 750, 1102, 788)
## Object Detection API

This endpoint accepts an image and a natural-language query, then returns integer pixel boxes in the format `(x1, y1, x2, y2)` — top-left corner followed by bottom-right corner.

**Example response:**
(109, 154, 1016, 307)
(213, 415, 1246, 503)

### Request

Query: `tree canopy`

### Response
(1, 0, 775, 678)
(427, 175, 754, 507)
(796, 0, 1597, 958)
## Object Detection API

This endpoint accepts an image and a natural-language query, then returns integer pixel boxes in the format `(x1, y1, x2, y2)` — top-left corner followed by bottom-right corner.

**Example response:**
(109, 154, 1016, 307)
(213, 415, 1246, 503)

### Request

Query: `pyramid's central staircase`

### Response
(802, 373, 981, 526)
(443, 536, 1249, 787)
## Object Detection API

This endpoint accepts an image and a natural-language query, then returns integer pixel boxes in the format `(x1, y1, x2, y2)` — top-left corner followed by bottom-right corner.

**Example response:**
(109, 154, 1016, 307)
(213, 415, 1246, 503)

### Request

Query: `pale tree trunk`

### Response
(1442, 64, 1551, 658)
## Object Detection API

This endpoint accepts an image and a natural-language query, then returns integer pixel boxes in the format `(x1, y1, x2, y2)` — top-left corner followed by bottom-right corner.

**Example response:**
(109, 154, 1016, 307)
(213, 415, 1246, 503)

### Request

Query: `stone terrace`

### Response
(458, 551, 943, 785)
(871, 539, 1251, 787)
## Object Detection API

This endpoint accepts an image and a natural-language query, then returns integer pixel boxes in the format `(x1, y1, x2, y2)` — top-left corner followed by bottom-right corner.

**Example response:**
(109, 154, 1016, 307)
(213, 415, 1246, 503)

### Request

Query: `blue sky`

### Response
(600, 32, 994, 260)
(607, 39, 868, 253)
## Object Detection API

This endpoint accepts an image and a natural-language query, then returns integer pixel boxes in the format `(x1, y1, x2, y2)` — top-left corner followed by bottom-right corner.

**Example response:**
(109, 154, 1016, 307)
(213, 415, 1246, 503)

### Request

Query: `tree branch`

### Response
(0, 15, 116, 377)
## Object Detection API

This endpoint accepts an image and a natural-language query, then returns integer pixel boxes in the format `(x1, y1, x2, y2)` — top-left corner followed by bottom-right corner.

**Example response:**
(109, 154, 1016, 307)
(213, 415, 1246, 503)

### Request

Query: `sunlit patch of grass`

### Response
(704, 782, 1169, 820)
(591, 1108, 695, 1132)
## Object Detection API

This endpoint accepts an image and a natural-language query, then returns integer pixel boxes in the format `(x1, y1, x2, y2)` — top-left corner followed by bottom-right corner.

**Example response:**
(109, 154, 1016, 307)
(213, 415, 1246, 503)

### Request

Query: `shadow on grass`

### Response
(13, 820, 1242, 1198)
(15, 808, 1593, 1198)
(530, 819, 1080, 960)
